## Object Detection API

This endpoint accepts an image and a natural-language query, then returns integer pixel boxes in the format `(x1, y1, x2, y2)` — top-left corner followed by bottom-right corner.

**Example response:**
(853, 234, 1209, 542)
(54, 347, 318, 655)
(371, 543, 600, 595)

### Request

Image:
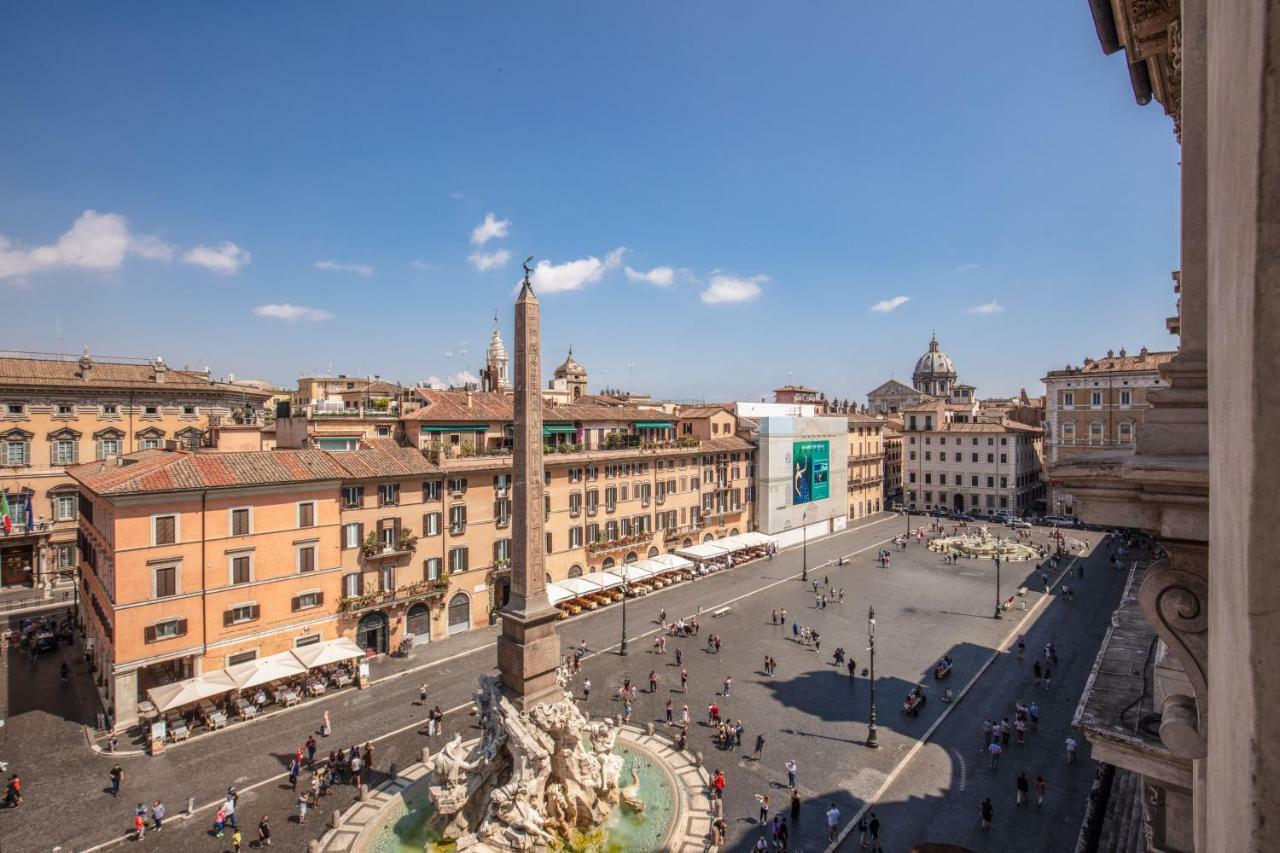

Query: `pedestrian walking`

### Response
(1030, 701, 1040, 731)
(133, 810, 146, 841)
(712, 768, 725, 800)
(826, 802, 841, 841)
(322, 709, 332, 737)
(754, 732, 765, 759)
(982, 719, 993, 749)
(583, 678, 591, 701)
(868, 812, 882, 851)
(847, 658, 857, 678)
(1016, 718, 1027, 744)
(858, 814, 871, 848)
(363, 742, 375, 772)
(108, 733, 118, 754)
(723, 676, 732, 698)
(790, 788, 801, 823)
(1000, 718, 1011, 746)
(1034, 775, 1047, 806)
(214, 806, 228, 837)
(223, 793, 238, 829)
(680, 669, 688, 693)
(1066, 736, 1078, 763)
(1016, 772, 1029, 805)
(1044, 666, 1053, 690)
(1017, 638, 1026, 659)
(258, 815, 272, 846)
(231, 828, 243, 853)
(665, 699, 673, 725)
(297, 793, 309, 825)
(681, 704, 689, 727)
(3, 774, 20, 808)
(419, 683, 428, 705)
(109, 763, 123, 797)
(980, 797, 993, 829)
(785, 758, 797, 789)
(151, 800, 165, 832)
(714, 635, 721, 654)
(675, 647, 683, 666)
(649, 670, 658, 693)
(1033, 661, 1042, 687)
(988, 740, 1003, 769)
(306, 735, 318, 765)
(289, 755, 301, 789)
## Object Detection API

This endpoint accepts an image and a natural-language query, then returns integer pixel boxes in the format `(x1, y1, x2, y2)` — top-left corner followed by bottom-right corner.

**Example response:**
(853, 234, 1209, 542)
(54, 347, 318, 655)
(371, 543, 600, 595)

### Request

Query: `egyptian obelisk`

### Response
(496, 259, 563, 709)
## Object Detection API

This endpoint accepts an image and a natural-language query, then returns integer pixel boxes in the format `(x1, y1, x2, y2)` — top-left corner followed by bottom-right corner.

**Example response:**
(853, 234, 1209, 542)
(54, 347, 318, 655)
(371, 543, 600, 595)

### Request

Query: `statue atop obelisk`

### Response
(496, 257, 562, 709)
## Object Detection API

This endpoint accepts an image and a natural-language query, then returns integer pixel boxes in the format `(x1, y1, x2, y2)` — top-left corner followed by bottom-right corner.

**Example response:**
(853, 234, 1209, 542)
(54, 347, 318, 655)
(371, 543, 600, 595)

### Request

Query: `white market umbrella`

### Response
(147, 671, 238, 713)
(548, 583, 575, 605)
(290, 637, 365, 669)
(648, 553, 694, 572)
(225, 651, 307, 690)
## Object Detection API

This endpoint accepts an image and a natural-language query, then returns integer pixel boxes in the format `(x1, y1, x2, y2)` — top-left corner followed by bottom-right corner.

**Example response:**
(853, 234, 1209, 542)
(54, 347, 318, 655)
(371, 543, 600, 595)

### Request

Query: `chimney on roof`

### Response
(465, 389, 473, 407)
(153, 355, 168, 383)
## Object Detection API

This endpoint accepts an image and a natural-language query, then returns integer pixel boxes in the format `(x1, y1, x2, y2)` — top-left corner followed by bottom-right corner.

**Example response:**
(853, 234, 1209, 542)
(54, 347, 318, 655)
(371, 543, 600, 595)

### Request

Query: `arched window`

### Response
(601, 557, 616, 569)
(1089, 421, 1104, 445)
(1061, 419, 1076, 444)
(567, 564, 583, 578)
(730, 528, 740, 536)
(647, 547, 659, 558)
(682, 538, 693, 548)
(1118, 420, 1134, 444)
(447, 593, 471, 634)
(624, 552, 638, 564)
(703, 533, 714, 543)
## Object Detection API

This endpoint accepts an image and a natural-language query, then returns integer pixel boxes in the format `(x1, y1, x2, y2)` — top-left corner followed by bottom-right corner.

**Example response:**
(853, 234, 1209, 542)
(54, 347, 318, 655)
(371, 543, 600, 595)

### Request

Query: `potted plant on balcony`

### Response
(360, 531, 381, 558)
(396, 528, 418, 552)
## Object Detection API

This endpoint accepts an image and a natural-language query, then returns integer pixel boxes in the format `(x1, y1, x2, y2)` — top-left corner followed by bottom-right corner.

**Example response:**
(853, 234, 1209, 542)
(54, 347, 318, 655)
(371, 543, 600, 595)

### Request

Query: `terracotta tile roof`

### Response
(942, 420, 1043, 434)
(328, 439, 440, 479)
(70, 449, 347, 496)
(845, 413, 884, 426)
(1044, 350, 1176, 377)
(0, 354, 270, 397)
(773, 385, 820, 394)
(404, 390, 657, 424)
(702, 436, 754, 452)
(678, 405, 733, 419)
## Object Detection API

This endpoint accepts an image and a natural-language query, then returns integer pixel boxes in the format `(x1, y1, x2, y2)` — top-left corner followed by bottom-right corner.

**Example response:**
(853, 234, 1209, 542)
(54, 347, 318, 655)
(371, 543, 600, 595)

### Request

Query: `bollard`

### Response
(693, 751, 703, 767)
(357, 783, 369, 802)
(187, 796, 195, 815)
(388, 762, 399, 779)
(645, 722, 654, 736)
(308, 840, 320, 853)
(330, 808, 344, 829)
(422, 746, 432, 765)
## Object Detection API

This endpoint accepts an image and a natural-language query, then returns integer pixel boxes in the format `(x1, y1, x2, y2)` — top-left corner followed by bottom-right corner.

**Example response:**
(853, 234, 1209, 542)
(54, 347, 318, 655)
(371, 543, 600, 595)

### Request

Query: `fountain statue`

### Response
(423, 675, 632, 850)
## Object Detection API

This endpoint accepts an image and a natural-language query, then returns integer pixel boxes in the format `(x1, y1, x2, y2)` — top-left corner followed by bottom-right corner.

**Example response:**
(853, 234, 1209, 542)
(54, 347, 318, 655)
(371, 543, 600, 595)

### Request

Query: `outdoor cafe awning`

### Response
(419, 424, 488, 432)
(147, 671, 239, 713)
(543, 423, 576, 435)
(583, 571, 623, 591)
(555, 576, 607, 597)
(226, 651, 308, 690)
(675, 542, 732, 561)
(645, 553, 694, 572)
(634, 421, 673, 429)
(547, 583, 575, 605)
(290, 636, 365, 669)
(603, 563, 658, 584)
(716, 531, 773, 551)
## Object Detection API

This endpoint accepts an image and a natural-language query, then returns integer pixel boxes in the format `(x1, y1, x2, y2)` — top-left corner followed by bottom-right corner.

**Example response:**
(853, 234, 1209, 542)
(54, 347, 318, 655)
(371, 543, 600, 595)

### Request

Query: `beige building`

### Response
(1042, 347, 1174, 515)
(846, 414, 885, 520)
(881, 417, 903, 505)
(902, 398, 1045, 516)
(0, 350, 268, 617)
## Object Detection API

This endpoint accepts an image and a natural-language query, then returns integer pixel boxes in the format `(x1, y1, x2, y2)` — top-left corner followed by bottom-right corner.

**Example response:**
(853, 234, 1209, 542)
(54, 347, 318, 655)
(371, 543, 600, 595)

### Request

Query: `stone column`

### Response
(496, 274, 562, 709)
(1205, 0, 1280, 849)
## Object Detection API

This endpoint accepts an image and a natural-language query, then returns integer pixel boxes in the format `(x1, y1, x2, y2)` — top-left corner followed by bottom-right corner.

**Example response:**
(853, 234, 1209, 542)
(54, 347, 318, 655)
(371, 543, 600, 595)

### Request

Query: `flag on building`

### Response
(23, 488, 34, 530)
(0, 490, 10, 535)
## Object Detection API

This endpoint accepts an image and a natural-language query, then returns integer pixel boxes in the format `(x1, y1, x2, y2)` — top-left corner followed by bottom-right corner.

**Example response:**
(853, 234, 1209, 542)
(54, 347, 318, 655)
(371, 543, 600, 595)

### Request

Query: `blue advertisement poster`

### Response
(792, 440, 830, 505)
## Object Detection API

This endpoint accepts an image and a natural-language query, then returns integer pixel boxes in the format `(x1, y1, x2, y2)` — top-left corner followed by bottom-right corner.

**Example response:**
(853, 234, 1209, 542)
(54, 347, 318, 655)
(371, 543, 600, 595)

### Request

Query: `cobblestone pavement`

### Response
(0, 514, 1128, 853)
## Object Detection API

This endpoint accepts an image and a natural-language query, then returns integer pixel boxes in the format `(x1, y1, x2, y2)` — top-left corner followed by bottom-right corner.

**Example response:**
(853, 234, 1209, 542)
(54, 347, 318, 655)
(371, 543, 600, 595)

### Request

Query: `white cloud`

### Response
(700, 272, 766, 304)
(409, 259, 431, 271)
(470, 213, 510, 247)
(870, 295, 910, 313)
(966, 300, 1005, 315)
(624, 265, 677, 287)
(528, 247, 626, 294)
(954, 263, 981, 273)
(183, 242, 250, 275)
(469, 248, 512, 271)
(450, 192, 465, 200)
(314, 259, 374, 276)
(252, 303, 333, 322)
(424, 371, 478, 389)
(0, 210, 177, 280)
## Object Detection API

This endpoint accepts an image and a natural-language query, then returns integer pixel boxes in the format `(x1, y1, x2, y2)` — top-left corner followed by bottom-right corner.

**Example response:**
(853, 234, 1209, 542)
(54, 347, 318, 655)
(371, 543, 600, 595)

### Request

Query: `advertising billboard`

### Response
(792, 440, 830, 505)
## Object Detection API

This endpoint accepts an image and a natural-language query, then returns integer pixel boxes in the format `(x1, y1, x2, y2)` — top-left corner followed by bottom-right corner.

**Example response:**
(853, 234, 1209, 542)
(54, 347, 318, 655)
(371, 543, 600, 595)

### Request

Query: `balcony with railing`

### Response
(337, 578, 450, 614)
(587, 531, 654, 555)
(359, 530, 418, 561)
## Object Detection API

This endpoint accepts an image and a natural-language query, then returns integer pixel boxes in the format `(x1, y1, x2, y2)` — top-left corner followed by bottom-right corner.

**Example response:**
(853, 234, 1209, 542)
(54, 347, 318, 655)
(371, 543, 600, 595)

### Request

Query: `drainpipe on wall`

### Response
(199, 490, 207, 675)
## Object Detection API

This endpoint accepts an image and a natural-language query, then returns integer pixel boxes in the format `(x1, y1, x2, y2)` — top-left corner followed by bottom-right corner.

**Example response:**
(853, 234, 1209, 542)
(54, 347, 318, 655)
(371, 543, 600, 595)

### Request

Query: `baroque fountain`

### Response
(928, 524, 1040, 561)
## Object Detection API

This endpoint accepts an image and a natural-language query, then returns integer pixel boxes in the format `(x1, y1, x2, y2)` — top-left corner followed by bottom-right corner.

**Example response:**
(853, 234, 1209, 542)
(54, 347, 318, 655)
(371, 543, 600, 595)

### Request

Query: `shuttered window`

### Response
(230, 508, 250, 536)
(154, 515, 177, 545)
(298, 502, 315, 528)
(292, 591, 324, 611)
(153, 565, 177, 598)
(143, 619, 187, 643)
(230, 555, 252, 585)
(224, 604, 259, 626)
(297, 545, 316, 573)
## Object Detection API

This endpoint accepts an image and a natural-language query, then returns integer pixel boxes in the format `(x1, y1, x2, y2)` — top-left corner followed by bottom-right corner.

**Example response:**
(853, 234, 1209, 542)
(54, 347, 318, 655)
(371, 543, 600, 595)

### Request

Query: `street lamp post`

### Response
(619, 574, 629, 655)
(993, 555, 1003, 619)
(867, 604, 879, 748)
(800, 511, 809, 582)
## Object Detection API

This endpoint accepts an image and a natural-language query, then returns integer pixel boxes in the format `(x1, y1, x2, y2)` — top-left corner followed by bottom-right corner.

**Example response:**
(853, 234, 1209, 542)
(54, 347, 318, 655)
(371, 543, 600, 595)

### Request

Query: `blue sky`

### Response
(0, 2, 1181, 402)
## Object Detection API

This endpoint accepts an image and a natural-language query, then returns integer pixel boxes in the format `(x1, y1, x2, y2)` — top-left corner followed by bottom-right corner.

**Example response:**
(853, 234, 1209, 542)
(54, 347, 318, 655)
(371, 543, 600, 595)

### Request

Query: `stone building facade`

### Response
(0, 350, 268, 620)
(1058, 0, 1280, 849)
(846, 414, 885, 520)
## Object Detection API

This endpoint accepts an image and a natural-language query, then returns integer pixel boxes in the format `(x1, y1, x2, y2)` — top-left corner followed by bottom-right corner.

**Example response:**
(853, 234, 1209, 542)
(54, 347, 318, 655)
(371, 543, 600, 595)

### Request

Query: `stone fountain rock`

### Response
(424, 673, 629, 851)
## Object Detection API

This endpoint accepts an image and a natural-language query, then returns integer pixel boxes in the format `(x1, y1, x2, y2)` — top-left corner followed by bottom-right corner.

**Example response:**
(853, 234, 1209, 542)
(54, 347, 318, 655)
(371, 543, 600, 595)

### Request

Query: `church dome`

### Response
(913, 334, 957, 380)
(555, 348, 587, 378)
